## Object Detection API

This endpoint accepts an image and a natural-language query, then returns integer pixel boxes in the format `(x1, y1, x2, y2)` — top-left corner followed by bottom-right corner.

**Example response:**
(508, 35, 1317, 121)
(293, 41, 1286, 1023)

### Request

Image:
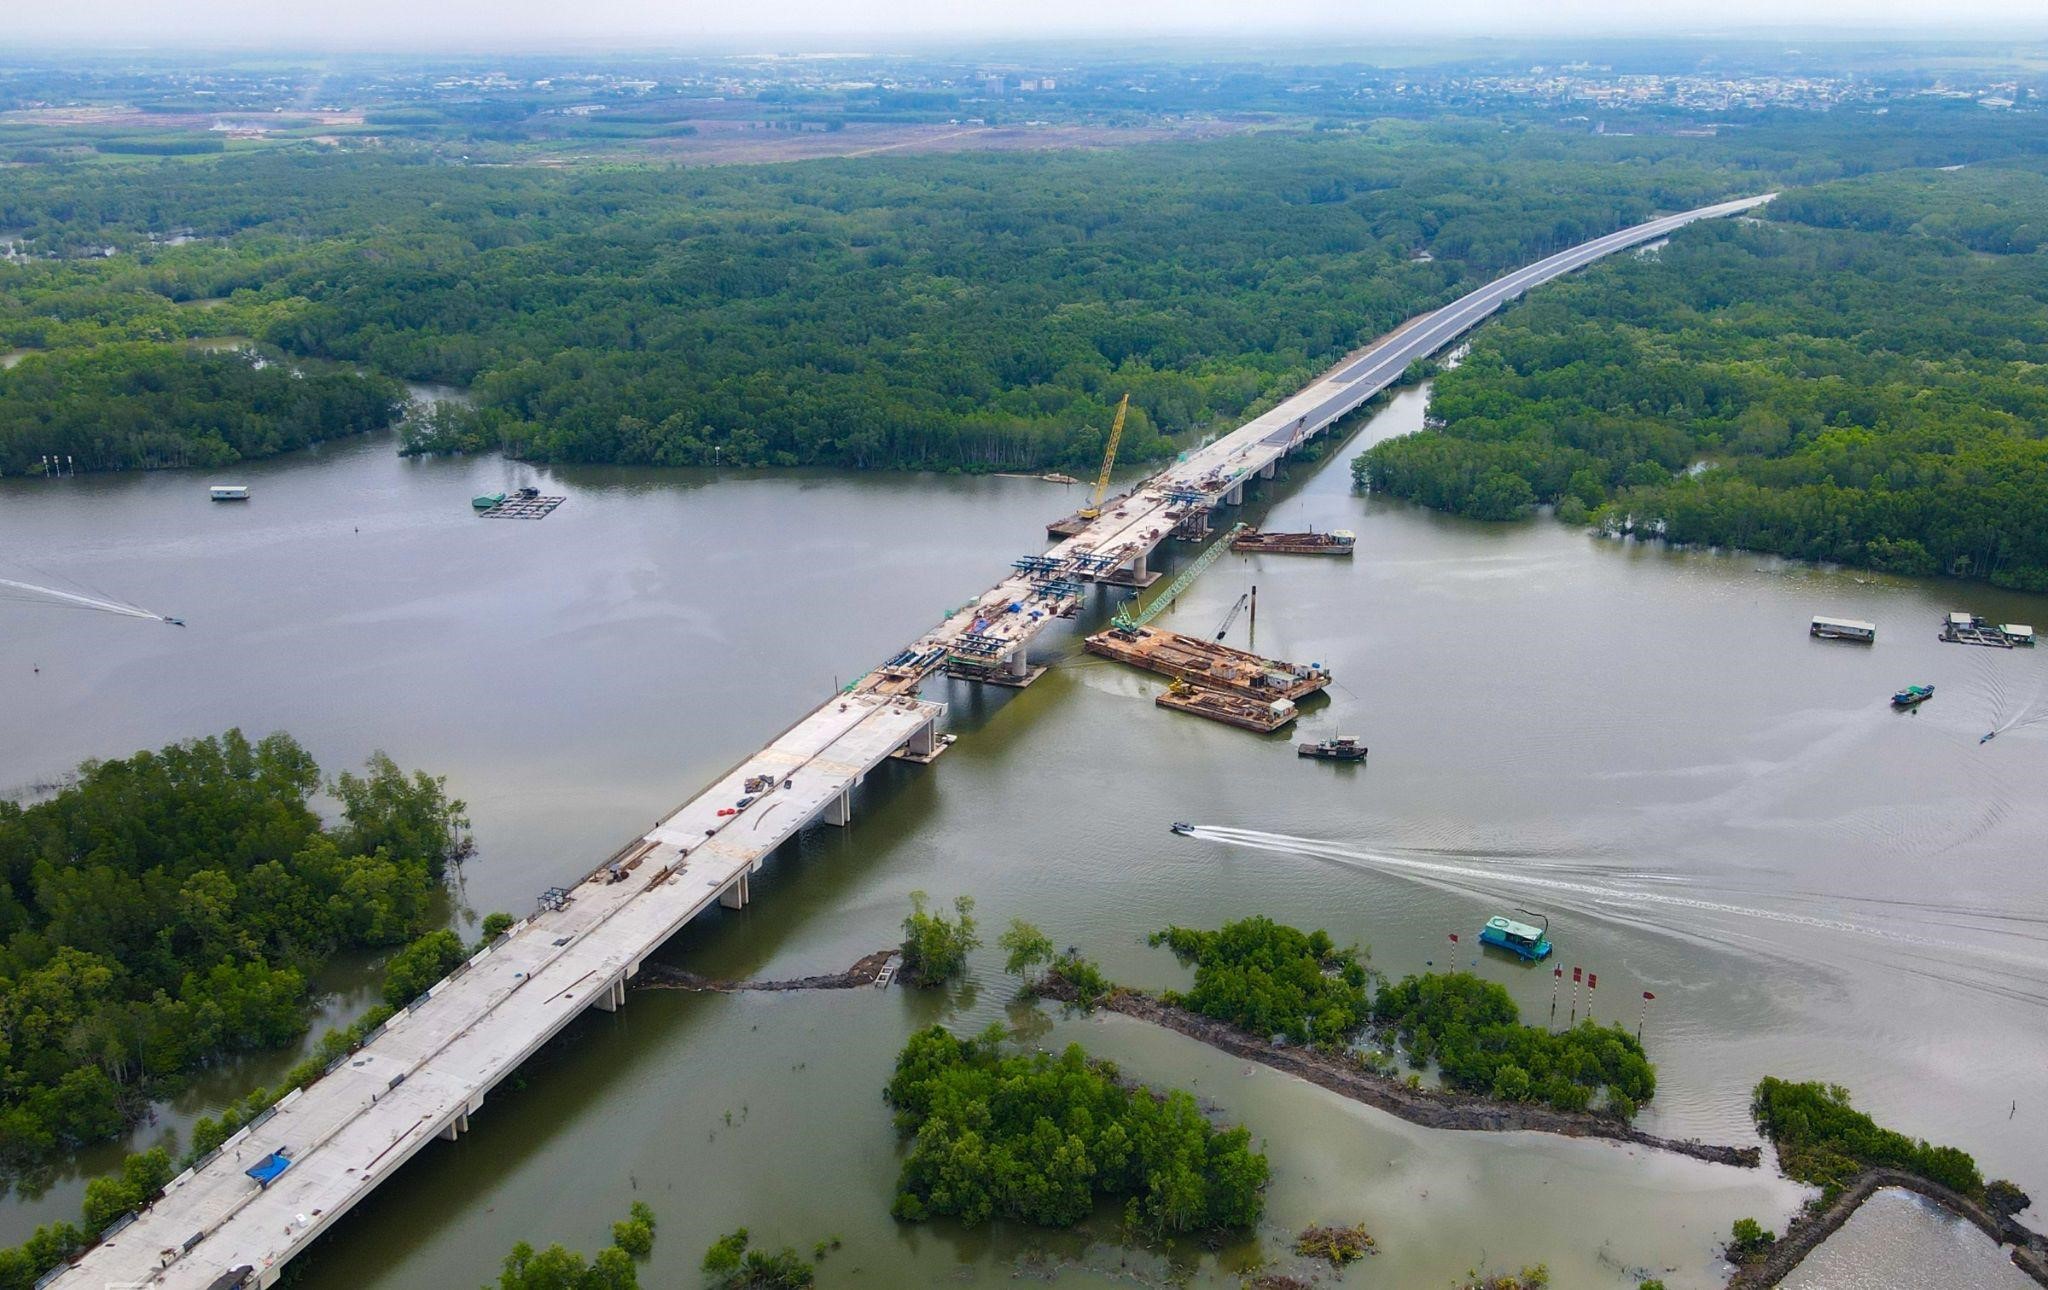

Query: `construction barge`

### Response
(1084, 625, 1329, 702)
(1942, 611, 2032, 649)
(1157, 679, 1297, 732)
(1230, 528, 1355, 555)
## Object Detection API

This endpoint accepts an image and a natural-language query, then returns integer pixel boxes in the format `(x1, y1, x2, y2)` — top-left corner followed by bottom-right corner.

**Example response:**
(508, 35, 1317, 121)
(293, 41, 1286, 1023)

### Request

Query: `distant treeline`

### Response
(1354, 162, 2048, 589)
(1, 107, 2044, 476)
(0, 344, 405, 475)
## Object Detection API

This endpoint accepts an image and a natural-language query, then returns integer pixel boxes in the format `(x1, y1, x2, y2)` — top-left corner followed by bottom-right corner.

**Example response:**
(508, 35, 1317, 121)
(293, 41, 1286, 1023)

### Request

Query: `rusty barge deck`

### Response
(1083, 625, 1329, 701)
(1230, 529, 1354, 555)
(1156, 683, 1297, 732)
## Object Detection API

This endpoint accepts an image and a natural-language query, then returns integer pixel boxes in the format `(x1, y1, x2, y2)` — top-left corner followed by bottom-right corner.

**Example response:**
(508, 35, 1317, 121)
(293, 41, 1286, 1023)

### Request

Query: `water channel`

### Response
(2, 383, 2043, 1287)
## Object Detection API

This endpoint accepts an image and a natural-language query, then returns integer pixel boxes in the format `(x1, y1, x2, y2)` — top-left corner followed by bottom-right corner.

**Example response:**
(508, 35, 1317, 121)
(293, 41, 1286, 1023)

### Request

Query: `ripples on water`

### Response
(1783, 1190, 2037, 1290)
(4, 386, 2047, 1284)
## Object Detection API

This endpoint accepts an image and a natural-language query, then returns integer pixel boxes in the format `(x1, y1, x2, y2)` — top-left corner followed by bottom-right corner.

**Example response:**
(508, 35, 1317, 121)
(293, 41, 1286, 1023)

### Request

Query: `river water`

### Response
(2, 386, 2044, 1288)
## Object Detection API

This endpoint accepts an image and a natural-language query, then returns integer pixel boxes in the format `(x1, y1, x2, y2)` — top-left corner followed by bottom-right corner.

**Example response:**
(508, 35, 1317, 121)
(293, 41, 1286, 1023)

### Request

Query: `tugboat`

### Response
(1891, 684, 1935, 709)
(1297, 735, 1367, 762)
(1169, 822, 1196, 836)
(1478, 912, 1553, 962)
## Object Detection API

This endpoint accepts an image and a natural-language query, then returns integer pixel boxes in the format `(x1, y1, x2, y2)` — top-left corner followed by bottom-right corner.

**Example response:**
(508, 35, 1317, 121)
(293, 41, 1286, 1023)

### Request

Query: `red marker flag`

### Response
(1448, 933, 1459, 944)
(1588, 973, 1598, 990)
(1642, 991, 1655, 1001)
(1572, 966, 1582, 983)
(1554, 967, 1563, 978)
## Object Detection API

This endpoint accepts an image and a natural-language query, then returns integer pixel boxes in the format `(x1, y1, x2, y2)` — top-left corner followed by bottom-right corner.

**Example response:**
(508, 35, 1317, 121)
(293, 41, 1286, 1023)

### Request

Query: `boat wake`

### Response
(1978, 650, 2048, 741)
(1175, 825, 2048, 1006)
(0, 575, 176, 624)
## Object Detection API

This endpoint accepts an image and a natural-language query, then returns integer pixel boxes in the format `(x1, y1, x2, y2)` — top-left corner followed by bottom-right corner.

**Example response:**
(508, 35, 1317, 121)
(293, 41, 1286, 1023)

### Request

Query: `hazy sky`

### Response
(16, 0, 2045, 47)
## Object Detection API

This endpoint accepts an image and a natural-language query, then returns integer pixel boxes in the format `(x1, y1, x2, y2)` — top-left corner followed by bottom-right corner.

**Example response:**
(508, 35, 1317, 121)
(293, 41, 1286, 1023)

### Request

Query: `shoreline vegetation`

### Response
(0, 344, 406, 477)
(1354, 162, 2048, 590)
(1035, 969, 1759, 1168)
(0, 731, 474, 1290)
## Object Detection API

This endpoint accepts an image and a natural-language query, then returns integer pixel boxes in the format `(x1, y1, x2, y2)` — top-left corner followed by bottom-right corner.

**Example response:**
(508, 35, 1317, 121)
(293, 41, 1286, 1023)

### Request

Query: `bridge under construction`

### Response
(51, 193, 1770, 1290)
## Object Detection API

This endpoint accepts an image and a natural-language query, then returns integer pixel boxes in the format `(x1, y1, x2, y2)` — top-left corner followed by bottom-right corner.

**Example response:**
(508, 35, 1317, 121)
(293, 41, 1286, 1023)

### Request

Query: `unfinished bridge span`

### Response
(53, 192, 1770, 1290)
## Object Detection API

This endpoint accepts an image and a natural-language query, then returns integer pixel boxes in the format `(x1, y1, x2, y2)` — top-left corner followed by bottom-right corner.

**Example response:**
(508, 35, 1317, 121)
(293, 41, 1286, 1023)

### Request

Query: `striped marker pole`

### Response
(1638, 991, 1655, 1043)
(1586, 972, 1598, 1023)
(1569, 966, 1581, 1027)
(1550, 966, 1562, 1027)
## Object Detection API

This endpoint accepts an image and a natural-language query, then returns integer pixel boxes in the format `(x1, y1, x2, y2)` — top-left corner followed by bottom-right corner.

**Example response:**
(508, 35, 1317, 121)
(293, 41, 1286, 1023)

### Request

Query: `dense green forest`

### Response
(884, 1024, 1268, 1233)
(1148, 916, 1372, 1046)
(1146, 919, 1653, 1117)
(0, 730, 467, 1169)
(1373, 972, 1657, 1116)
(1354, 162, 2048, 588)
(0, 344, 405, 475)
(1749, 1077, 1986, 1199)
(3, 105, 2039, 475)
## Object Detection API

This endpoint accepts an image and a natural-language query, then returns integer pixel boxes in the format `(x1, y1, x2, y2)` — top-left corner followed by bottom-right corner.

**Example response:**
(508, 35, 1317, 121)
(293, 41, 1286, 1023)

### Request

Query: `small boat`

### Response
(1169, 822, 1196, 836)
(209, 483, 250, 501)
(1478, 912, 1552, 961)
(472, 492, 507, 511)
(1297, 736, 1367, 762)
(1891, 685, 1935, 708)
(515, 485, 541, 499)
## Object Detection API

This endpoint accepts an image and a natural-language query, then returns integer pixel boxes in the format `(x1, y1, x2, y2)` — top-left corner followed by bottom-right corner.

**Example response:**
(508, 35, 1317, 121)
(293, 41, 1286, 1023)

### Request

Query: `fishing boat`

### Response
(472, 492, 507, 511)
(1169, 822, 1196, 836)
(1478, 912, 1552, 961)
(1891, 684, 1935, 708)
(1297, 735, 1367, 762)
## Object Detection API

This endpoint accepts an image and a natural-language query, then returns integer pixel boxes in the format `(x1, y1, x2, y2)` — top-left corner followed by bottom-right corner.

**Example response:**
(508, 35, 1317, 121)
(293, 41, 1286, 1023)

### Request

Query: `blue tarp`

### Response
(245, 1151, 291, 1187)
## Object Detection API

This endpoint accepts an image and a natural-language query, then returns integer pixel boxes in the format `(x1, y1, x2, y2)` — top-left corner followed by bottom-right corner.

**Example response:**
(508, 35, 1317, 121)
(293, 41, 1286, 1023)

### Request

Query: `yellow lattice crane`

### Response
(1078, 393, 1131, 521)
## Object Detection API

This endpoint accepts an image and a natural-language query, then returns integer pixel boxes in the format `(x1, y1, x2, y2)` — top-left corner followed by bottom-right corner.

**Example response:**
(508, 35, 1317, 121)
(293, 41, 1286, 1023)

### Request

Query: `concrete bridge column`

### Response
(438, 1111, 470, 1141)
(1131, 550, 1149, 582)
(593, 975, 628, 1013)
(905, 715, 939, 757)
(824, 791, 852, 826)
(1225, 482, 1244, 505)
(720, 872, 751, 909)
(1006, 645, 1029, 680)
(1258, 461, 1277, 480)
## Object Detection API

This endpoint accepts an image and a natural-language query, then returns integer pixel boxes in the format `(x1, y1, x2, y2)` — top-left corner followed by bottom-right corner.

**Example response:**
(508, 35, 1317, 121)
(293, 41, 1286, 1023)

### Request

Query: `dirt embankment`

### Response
(1726, 1169, 2048, 1290)
(636, 948, 896, 993)
(1059, 985, 1760, 1168)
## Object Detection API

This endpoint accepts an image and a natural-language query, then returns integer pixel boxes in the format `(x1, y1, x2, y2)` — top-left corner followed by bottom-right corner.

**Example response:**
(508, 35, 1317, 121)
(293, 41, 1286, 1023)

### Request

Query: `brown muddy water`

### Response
(2, 384, 2044, 1287)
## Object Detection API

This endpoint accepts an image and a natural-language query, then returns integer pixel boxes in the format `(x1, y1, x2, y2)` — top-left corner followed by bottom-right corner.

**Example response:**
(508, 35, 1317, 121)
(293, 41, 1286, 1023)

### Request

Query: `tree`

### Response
(700, 1229, 814, 1289)
(997, 919, 1055, 983)
(0, 731, 468, 1174)
(884, 1024, 1266, 1234)
(492, 1205, 656, 1290)
(381, 930, 468, 1008)
(1148, 917, 1371, 1047)
(1727, 1217, 1775, 1263)
(899, 892, 979, 988)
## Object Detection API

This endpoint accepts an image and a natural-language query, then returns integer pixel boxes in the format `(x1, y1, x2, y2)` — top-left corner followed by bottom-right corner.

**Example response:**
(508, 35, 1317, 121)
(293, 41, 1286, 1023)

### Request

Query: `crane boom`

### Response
(1078, 393, 1130, 521)
(1214, 592, 1250, 641)
(1110, 523, 1247, 633)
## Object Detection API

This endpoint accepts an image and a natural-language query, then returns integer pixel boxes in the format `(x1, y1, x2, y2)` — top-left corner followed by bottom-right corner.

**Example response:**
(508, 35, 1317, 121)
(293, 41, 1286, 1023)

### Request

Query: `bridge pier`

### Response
(592, 975, 628, 1013)
(824, 790, 852, 826)
(1225, 482, 1244, 505)
(438, 1110, 470, 1141)
(1258, 461, 1276, 480)
(1006, 644, 1029, 680)
(719, 872, 750, 908)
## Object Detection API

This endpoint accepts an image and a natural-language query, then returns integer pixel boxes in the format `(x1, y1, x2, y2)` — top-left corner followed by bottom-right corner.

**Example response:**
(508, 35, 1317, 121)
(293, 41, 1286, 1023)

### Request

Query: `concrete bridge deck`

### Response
(53, 194, 1769, 1290)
